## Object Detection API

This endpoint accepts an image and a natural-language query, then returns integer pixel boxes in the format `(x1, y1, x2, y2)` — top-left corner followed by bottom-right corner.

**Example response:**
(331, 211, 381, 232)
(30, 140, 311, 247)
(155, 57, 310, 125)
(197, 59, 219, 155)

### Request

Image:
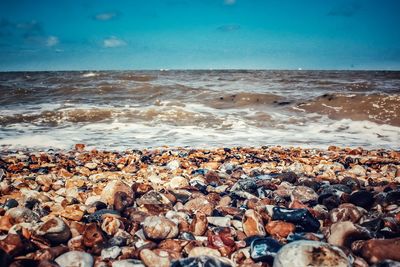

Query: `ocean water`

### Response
(0, 70, 399, 150)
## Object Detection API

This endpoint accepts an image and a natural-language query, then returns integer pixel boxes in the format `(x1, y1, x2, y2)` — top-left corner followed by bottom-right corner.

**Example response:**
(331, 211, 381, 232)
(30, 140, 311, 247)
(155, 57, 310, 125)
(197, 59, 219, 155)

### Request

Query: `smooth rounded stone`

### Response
(139, 249, 171, 267)
(36, 217, 72, 245)
(171, 256, 233, 267)
(101, 180, 134, 206)
(188, 247, 221, 258)
(207, 217, 231, 227)
(112, 260, 145, 267)
(4, 199, 19, 210)
(184, 198, 214, 216)
(318, 190, 341, 210)
(385, 190, 400, 205)
(272, 207, 320, 232)
(6, 207, 39, 223)
(348, 190, 374, 209)
(327, 221, 371, 247)
(242, 209, 266, 237)
(84, 162, 97, 170)
(291, 186, 318, 204)
(55, 251, 94, 267)
(330, 203, 364, 223)
(101, 246, 121, 260)
(85, 196, 102, 206)
(352, 238, 400, 264)
(265, 220, 296, 239)
(277, 172, 298, 183)
(142, 216, 179, 240)
(273, 241, 350, 267)
(250, 237, 282, 263)
(191, 212, 208, 236)
(349, 165, 366, 176)
(167, 160, 180, 170)
(167, 176, 189, 189)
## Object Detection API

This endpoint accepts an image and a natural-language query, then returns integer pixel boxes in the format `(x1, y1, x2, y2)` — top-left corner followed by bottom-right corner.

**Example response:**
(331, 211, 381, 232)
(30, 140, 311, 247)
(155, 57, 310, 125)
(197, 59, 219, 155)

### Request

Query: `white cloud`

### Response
(46, 36, 59, 47)
(94, 12, 118, 21)
(103, 36, 126, 48)
(224, 0, 236, 5)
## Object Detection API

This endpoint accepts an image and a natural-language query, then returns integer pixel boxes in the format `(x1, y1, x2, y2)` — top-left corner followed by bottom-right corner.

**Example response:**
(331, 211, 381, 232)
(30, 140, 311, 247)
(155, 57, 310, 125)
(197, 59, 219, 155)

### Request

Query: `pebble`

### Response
(242, 209, 266, 237)
(0, 146, 399, 266)
(291, 186, 318, 203)
(101, 246, 122, 260)
(327, 221, 371, 247)
(142, 216, 179, 240)
(265, 220, 296, 239)
(273, 240, 350, 267)
(188, 247, 221, 257)
(55, 251, 94, 267)
(272, 207, 320, 232)
(352, 238, 400, 263)
(250, 237, 282, 262)
(36, 217, 72, 245)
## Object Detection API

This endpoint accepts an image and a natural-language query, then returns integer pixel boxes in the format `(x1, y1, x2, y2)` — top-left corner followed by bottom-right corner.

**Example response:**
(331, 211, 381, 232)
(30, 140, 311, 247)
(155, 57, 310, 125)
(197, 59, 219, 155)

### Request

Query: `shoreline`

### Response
(0, 144, 399, 266)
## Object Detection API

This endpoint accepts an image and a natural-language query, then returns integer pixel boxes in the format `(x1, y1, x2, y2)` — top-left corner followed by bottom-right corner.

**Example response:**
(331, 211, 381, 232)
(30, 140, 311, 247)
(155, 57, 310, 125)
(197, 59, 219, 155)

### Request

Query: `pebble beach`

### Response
(1, 144, 400, 266)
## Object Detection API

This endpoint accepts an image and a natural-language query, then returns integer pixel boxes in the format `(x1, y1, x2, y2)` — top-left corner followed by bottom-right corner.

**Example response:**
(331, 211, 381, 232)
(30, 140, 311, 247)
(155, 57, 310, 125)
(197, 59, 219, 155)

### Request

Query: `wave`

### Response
(296, 93, 400, 126)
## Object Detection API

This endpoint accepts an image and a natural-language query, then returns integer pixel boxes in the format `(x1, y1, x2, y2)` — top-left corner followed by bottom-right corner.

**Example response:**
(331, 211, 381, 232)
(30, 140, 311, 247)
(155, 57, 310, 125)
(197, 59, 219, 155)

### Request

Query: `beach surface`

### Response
(0, 145, 399, 266)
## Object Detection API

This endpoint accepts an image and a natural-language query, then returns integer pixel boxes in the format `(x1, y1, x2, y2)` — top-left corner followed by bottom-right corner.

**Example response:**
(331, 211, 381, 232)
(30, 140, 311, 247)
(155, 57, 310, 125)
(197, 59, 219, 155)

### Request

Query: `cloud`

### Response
(217, 24, 241, 32)
(93, 12, 119, 21)
(328, 2, 361, 17)
(46, 36, 59, 47)
(103, 36, 126, 48)
(224, 0, 236, 5)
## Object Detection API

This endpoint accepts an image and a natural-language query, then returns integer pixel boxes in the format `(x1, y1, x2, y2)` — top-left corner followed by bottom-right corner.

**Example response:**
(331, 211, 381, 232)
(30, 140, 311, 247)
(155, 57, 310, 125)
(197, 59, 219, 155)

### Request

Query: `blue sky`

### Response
(0, 0, 399, 70)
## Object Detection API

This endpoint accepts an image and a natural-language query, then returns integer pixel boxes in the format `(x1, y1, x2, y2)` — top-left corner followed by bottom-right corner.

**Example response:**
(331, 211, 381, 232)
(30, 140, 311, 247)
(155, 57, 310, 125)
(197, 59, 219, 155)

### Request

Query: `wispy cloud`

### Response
(328, 2, 361, 17)
(217, 24, 241, 32)
(224, 0, 236, 5)
(93, 12, 119, 21)
(46, 36, 59, 47)
(103, 36, 126, 48)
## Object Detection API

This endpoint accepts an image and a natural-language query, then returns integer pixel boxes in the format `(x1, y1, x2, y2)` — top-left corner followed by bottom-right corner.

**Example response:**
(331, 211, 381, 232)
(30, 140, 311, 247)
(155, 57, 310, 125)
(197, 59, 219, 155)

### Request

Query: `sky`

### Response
(0, 0, 399, 71)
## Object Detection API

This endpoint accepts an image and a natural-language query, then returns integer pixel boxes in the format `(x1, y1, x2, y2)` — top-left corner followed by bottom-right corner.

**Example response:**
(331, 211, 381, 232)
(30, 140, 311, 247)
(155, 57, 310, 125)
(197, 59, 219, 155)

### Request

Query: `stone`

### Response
(60, 205, 85, 221)
(250, 237, 282, 263)
(273, 240, 350, 267)
(55, 251, 94, 267)
(84, 162, 97, 170)
(348, 190, 374, 210)
(6, 207, 39, 223)
(139, 249, 171, 267)
(142, 216, 179, 240)
(171, 256, 233, 267)
(112, 260, 146, 267)
(191, 212, 208, 236)
(188, 247, 221, 258)
(101, 180, 134, 206)
(101, 246, 122, 260)
(167, 176, 189, 189)
(83, 223, 104, 248)
(352, 238, 400, 264)
(327, 221, 371, 247)
(36, 217, 72, 245)
(207, 217, 231, 227)
(184, 198, 214, 216)
(272, 207, 320, 232)
(330, 203, 364, 223)
(242, 209, 266, 237)
(265, 220, 295, 239)
(290, 186, 318, 203)
(349, 165, 366, 176)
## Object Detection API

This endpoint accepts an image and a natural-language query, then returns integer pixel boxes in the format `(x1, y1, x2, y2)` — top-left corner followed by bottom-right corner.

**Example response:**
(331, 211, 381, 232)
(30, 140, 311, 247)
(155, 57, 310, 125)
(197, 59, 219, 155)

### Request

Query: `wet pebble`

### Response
(250, 237, 282, 263)
(273, 240, 350, 267)
(55, 251, 94, 267)
(142, 216, 179, 240)
(272, 207, 320, 232)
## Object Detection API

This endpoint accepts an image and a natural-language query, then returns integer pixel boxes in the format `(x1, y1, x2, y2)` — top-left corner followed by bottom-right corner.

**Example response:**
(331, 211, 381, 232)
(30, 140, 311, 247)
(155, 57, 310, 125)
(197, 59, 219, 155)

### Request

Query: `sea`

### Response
(0, 70, 399, 151)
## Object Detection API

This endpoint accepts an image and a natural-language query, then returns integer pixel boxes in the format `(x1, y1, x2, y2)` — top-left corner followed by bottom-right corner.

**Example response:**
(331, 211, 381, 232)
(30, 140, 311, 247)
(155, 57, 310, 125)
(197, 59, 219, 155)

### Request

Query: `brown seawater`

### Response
(0, 70, 399, 150)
